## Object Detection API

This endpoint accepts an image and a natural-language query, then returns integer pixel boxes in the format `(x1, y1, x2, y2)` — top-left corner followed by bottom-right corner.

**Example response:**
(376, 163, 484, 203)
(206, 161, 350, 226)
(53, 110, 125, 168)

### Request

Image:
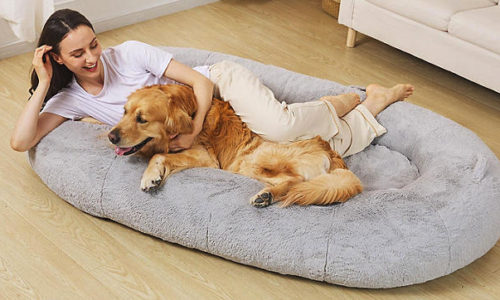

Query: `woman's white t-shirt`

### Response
(41, 40, 209, 126)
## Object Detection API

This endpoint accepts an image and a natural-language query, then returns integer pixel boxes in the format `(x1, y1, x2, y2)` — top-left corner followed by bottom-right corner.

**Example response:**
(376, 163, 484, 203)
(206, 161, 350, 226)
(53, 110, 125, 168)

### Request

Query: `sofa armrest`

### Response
(339, 0, 355, 27)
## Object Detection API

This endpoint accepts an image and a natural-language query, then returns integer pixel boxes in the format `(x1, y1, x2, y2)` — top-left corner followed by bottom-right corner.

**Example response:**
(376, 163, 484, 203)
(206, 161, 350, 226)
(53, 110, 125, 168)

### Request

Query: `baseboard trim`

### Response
(91, 0, 218, 33)
(0, 0, 218, 60)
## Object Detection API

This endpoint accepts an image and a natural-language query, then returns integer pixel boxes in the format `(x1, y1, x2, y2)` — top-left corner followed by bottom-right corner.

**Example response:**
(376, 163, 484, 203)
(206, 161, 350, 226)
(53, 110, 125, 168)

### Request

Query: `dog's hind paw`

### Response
(250, 192, 273, 208)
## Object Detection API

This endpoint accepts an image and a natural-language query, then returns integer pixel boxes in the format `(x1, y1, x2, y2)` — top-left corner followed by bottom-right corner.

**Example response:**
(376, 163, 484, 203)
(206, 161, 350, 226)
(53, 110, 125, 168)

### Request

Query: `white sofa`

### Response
(338, 0, 500, 94)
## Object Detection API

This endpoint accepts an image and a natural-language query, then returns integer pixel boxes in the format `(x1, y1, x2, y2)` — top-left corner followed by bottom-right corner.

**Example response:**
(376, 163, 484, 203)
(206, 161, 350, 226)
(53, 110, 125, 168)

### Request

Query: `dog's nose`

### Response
(108, 129, 121, 144)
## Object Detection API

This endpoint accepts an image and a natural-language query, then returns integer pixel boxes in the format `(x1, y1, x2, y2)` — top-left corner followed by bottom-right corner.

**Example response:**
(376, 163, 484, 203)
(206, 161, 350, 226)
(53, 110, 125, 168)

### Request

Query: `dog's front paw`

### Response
(140, 176, 163, 192)
(250, 191, 274, 208)
(140, 169, 164, 192)
(140, 156, 167, 192)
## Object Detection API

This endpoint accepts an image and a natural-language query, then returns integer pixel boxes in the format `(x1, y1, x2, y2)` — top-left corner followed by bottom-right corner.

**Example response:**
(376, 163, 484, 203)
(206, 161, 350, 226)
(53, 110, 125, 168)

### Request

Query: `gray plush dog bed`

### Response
(28, 47, 500, 288)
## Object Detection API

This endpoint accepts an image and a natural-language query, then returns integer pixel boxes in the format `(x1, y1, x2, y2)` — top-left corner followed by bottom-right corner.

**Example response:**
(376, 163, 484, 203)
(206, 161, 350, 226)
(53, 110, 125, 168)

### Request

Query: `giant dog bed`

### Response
(28, 47, 500, 288)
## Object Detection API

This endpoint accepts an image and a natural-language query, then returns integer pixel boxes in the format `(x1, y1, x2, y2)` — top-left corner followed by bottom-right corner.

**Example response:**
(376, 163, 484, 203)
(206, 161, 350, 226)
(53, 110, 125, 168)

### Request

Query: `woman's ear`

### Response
(50, 52, 64, 65)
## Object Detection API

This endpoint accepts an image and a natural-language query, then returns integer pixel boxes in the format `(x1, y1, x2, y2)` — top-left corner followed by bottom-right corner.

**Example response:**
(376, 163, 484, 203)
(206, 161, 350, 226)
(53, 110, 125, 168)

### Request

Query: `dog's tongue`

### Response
(115, 146, 132, 156)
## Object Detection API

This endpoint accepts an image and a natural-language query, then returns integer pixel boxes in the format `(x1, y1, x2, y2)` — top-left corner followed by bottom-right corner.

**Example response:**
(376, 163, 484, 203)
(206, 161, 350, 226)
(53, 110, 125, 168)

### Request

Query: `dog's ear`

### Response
(160, 85, 198, 113)
(165, 104, 195, 135)
(160, 85, 197, 135)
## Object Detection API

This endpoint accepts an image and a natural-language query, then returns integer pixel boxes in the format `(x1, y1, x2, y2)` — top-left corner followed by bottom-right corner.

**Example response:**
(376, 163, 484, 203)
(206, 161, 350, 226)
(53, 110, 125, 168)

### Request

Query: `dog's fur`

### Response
(108, 84, 363, 207)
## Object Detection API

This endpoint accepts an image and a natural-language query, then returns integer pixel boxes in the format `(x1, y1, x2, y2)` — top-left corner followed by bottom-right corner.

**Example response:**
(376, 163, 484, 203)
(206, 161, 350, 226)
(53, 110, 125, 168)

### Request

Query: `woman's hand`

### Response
(33, 45, 53, 85)
(169, 132, 198, 152)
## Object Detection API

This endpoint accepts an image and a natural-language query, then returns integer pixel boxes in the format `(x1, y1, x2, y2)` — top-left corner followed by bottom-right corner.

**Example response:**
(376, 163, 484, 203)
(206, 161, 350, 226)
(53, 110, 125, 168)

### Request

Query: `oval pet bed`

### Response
(28, 47, 500, 288)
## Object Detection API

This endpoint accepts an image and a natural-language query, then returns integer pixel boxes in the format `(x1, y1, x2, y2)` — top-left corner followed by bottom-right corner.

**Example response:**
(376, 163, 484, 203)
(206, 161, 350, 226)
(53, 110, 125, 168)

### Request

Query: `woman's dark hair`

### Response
(29, 9, 94, 108)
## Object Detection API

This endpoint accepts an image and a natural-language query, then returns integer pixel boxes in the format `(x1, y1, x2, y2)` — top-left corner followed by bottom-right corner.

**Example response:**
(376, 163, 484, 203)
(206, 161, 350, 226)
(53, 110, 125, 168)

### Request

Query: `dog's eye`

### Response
(136, 115, 147, 124)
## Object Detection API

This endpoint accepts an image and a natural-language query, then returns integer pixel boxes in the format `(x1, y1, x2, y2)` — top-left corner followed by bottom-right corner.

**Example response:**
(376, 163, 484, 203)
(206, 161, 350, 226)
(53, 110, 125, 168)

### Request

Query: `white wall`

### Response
(0, 0, 217, 60)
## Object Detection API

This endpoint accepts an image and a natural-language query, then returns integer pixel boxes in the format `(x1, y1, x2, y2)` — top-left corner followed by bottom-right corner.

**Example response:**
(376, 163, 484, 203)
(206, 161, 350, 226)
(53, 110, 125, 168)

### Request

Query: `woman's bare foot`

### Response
(320, 93, 361, 117)
(363, 84, 414, 117)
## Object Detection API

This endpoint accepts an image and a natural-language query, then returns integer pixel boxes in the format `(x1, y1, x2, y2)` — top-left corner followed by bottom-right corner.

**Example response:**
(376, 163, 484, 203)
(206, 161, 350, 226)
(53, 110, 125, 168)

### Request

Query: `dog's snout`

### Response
(108, 129, 121, 144)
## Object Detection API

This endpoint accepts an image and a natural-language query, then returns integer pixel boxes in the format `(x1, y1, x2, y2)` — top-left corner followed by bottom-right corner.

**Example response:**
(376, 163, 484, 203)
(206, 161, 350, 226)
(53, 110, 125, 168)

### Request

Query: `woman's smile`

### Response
(83, 61, 98, 72)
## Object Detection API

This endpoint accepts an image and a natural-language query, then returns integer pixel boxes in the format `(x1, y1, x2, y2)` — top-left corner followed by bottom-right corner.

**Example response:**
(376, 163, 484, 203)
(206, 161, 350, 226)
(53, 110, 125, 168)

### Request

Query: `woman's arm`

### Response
(10, 85, 67, 151)
(163, 59, 214, 152)
(11, 45, 67, 152)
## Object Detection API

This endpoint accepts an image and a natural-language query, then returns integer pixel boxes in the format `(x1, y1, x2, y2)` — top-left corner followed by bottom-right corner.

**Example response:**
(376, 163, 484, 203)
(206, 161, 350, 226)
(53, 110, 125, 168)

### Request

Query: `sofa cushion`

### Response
(449, 6, 500, 55)
(366, 0, 496, 31)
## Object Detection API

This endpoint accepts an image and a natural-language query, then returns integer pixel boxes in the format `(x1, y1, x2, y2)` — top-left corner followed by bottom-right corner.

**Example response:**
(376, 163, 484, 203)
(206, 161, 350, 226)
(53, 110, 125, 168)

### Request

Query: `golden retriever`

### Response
(108, 84, 363, 207)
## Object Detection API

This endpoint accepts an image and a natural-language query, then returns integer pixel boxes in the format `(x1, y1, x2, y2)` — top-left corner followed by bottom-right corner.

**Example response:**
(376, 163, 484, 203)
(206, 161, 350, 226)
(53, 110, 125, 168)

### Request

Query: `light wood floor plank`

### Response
(0, 198, 118, 300)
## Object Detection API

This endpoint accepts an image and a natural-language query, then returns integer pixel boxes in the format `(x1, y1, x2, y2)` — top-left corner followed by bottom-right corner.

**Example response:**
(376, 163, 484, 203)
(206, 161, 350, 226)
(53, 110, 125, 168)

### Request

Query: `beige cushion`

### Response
(449, 6, 500, 55)
(366, 0, 496, 31)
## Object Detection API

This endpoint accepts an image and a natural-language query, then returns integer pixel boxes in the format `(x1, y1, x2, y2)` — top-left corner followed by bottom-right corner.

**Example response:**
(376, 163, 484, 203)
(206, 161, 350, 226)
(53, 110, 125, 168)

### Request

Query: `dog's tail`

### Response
(280, 169, 363, 207)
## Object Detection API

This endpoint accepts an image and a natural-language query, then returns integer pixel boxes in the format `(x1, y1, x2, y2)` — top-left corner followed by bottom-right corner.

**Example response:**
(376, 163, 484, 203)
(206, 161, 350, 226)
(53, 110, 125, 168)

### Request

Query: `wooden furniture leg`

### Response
(346, 28, 357, 47)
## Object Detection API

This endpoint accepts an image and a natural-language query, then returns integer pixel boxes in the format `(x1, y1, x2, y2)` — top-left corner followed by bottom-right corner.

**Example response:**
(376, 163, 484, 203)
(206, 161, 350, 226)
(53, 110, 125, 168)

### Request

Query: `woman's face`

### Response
(51, 25, 103, 82)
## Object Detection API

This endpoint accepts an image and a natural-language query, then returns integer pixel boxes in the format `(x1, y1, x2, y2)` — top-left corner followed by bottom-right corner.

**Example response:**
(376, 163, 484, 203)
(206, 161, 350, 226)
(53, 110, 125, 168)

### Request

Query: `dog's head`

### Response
(108, 84, 197, 157)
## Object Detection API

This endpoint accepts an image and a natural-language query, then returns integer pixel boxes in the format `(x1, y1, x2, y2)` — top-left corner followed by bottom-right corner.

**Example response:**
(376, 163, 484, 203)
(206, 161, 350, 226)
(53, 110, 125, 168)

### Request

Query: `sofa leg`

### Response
(346, 28, 357, 48)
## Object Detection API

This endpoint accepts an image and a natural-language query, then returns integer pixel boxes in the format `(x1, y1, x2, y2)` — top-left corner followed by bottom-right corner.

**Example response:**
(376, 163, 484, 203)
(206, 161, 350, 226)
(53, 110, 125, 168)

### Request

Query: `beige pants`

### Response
(209, 61, 387, 157)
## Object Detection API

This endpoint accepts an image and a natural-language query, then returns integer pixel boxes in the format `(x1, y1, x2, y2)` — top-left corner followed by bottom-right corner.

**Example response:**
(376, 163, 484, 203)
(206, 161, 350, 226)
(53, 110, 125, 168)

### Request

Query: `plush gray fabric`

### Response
(28, 47, 500, 288)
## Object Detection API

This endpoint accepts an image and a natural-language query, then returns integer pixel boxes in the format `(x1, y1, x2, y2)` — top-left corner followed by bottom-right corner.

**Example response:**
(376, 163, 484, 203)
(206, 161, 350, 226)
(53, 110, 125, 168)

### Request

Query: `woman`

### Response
(11, 9, 414, 157)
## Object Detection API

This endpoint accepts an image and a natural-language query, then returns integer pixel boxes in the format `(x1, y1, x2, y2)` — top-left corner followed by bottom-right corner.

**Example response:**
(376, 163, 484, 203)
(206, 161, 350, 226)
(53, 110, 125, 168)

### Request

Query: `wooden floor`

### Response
(2, 0, 500, 299)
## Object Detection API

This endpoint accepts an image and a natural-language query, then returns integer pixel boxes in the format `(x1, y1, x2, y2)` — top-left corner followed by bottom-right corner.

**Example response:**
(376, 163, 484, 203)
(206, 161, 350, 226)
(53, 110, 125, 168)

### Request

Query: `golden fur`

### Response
(109, 84, 363, 207)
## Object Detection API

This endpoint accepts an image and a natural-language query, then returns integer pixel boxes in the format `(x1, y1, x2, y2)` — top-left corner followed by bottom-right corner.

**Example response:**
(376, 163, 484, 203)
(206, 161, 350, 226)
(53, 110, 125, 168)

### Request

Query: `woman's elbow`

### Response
(10, 137, 31, 152)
